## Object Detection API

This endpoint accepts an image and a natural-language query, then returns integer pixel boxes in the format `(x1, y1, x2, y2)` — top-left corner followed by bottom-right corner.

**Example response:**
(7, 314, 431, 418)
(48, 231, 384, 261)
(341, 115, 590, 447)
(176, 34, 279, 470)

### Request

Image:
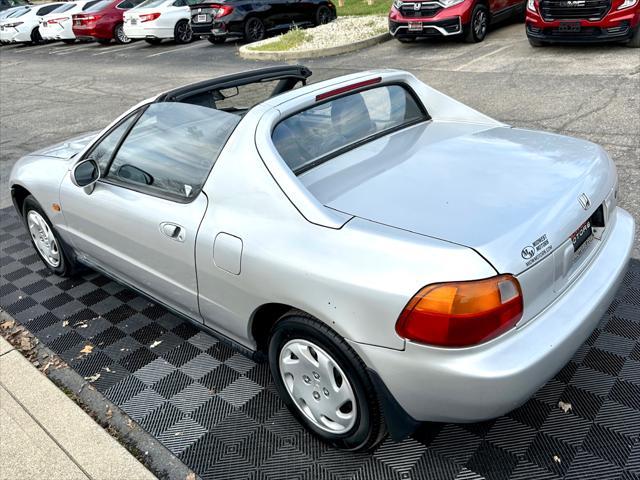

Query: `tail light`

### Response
(395, 275, 523, 347)
(46, 17, 68, 24)
(75, 14, 101, 24)
(211, 4, 234, 17)
(4, 21, 24, 27)
(140, 12, 161, 22)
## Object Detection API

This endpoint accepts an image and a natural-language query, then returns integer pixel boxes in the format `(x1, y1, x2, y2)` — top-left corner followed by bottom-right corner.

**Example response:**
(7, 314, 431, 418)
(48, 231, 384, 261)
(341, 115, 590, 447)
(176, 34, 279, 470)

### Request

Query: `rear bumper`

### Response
(526, 7, 640, 43)
(40, 26, 75, 40)
(124, 24, 174, 39)
(0, 26, 32, 43)
(350, 207, 634, 423)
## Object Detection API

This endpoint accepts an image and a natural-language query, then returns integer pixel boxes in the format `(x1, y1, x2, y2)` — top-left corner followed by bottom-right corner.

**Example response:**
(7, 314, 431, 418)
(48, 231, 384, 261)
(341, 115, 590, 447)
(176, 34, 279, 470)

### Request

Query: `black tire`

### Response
(268, 314, 387, 451)
(30, 27, 43, 45)
(315, 4, 333, 26)
(174, 19, 193, 44)
(627, 24, 640, 48)
(22, 196, 79, 277)
(62, 39, 76, 44)
(113, 23, 131, 44)
(207, 36, 226, 44)
(97, 38, 111, 45)
(528, 36, 545, 47)
(144, 38, 163, 45)
(464, 3, 489, 43)
(244, 16, 265, 42)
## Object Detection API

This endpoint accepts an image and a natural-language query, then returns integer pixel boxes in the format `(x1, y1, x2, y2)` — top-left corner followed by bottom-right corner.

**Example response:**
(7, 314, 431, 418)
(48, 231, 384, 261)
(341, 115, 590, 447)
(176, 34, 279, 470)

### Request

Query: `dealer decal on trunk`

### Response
(521, 233, 552, 267)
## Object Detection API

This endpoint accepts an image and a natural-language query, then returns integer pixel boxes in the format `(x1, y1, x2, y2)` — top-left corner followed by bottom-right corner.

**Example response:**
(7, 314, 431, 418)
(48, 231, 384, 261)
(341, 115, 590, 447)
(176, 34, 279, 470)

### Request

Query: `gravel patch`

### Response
(249, 15, 388, 52)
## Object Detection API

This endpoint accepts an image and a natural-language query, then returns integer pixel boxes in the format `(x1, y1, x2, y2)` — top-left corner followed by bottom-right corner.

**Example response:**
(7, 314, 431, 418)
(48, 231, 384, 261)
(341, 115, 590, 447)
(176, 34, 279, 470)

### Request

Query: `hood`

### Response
(27, 131, 97, 160)
(300, 121, 614, 274)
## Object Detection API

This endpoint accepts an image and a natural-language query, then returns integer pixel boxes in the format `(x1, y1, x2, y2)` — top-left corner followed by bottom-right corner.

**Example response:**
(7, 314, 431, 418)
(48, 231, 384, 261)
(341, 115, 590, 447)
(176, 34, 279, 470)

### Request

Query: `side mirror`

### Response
(71, 159, 100, 190)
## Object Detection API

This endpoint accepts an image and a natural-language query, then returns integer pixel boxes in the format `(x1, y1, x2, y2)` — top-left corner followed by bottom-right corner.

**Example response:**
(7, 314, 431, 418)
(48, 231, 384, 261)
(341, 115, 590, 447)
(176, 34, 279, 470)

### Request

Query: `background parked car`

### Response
(525, 0, 640, 47)
(389, 0, 525, 43)
(72, 0, 143, 44)
(189, 0, 336, 44)
(40, 0, 102, 43)
(0, 0, 30, 14)
(124, 0, 197, 44)
(0, 2, 62, 44)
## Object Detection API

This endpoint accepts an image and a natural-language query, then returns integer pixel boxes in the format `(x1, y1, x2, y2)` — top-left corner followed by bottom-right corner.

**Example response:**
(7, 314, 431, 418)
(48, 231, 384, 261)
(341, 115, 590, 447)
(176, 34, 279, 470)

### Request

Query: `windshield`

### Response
(136, 0, 168, 8)
(82, 0, 101, 9)
(83, 0, 111, 12)
(272, 84, 428, 174)
(50, 3, 76, 13)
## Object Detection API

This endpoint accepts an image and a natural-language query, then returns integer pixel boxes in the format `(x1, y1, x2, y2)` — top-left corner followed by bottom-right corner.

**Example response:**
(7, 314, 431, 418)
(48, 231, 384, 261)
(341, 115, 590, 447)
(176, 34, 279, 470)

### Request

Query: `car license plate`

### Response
(408, 21, 422, 31)
(571, 219, 592, 252)
(198, 14, 207, 22)
(131, 18, 137, 25)
(559, 22, 580, 33)
(43, 21, 48, 26)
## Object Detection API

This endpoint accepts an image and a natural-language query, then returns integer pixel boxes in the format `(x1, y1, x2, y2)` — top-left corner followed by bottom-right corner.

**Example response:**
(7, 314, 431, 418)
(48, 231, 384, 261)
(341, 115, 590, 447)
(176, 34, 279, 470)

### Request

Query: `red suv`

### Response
(389, 0, 525, 42)
(526, 0, 639, 46)
(72, 0, 143, 44)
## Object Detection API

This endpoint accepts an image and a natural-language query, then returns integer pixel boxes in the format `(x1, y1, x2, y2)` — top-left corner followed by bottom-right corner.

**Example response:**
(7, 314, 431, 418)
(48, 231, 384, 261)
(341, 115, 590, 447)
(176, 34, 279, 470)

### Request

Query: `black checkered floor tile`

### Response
(2, 207, 639, 480)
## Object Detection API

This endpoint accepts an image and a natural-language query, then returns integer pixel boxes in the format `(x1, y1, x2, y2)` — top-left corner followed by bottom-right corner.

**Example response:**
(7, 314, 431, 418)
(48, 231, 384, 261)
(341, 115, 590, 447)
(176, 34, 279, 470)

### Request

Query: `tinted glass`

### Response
(87, 114, 137, 173)
(83, 0, 110, 11)
(272, 85, 425, 173)
(7, 6, 29, 16)
(37, 4, 63, 15)
(7, 0, 29, 6)
(82, 0, 101, 10)
(51, 3, 76, 13)
(107, 103, 240, 200)
(138, 0, 169, 7)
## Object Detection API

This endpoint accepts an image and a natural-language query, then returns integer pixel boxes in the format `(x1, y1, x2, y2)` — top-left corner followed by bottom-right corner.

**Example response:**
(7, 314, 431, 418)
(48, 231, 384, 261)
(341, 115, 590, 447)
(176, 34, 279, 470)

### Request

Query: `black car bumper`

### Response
(389, 17, 463, 38)
(526, 21, 634, 43)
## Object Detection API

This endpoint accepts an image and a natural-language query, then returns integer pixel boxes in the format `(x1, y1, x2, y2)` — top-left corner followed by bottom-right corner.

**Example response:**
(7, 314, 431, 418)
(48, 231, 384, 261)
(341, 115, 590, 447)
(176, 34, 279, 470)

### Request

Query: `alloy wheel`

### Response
(176, 21, 192, 43)
(473, 10, 487, 39)
(27, 210, 60, 268)
(245, 18, 265, 42)
(116, 24, 131, 44)
(317, 6, 332, 25)
(279, 339, 357, 434)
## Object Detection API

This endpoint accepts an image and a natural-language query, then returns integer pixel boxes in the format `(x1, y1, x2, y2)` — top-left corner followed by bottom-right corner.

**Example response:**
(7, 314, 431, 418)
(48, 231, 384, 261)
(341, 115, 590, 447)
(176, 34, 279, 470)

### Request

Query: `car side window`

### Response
(105, 103, 240, 201)
(85, 114, 137, 174)
(173, 0, 186, 6)
(117, 0, 133, 8)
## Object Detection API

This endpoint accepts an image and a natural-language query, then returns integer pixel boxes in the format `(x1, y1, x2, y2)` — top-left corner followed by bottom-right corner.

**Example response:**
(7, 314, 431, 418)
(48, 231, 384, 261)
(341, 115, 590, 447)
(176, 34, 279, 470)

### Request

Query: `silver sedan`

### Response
(9, 66, 635, 451)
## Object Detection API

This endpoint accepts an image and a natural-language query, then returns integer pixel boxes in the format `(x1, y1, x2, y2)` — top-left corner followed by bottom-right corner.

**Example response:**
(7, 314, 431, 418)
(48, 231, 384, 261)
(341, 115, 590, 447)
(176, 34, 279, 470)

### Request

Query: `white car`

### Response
(0, 2, 63, 44)
(40, 0, 101, 43)
(123, 0, 195, 44)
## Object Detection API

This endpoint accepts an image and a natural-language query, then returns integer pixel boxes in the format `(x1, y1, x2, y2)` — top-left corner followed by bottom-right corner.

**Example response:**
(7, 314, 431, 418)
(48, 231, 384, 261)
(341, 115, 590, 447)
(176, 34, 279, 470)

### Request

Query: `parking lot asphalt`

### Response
(1, 21, 639, 256)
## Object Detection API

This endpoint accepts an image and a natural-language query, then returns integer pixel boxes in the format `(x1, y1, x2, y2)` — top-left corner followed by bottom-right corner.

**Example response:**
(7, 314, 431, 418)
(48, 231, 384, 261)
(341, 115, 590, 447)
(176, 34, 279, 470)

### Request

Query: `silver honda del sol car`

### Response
(10, 66, 635, 451)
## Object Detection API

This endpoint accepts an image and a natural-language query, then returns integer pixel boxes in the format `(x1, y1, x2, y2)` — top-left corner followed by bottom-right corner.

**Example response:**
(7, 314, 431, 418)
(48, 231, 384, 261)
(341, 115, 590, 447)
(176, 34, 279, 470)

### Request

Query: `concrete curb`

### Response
(239, 32, 391, 61)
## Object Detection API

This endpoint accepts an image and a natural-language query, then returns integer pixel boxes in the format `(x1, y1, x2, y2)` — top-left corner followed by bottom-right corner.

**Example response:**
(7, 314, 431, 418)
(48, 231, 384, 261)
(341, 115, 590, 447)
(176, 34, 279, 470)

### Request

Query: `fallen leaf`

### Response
(102, 366, 114, 373)
(553, 455, 561, 464)
(127, 419, 134, 429)
(0, 319, 15, 330)
(149, 340, 162, 349)
(74, 321, 88, 329)
(85, 373, 101, 382)
(62, 320, 69, 327)
(106, 407, 113, 420)
(79, 344, 94, 355)
(20, 337, 32, 350)
(42, 362, 53, 374)
(185, 473, 196, 480)
(558, 401, 572, 413)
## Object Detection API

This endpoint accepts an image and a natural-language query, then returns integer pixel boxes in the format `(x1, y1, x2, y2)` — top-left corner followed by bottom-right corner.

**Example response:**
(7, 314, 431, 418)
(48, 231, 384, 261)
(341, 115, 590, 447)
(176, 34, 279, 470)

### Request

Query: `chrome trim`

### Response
(390, 17, 462, 36)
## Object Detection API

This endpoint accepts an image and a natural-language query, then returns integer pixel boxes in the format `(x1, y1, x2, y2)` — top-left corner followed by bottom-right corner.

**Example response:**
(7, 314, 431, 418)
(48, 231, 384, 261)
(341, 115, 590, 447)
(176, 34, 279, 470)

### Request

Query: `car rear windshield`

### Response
(137, 0, 168, 7)
(83, 0, 111, 12)
(7, 6, 29, 16)
(82, 0, 102, 10)
(51, 3, 76, 13)
(272, 84, 427, 174)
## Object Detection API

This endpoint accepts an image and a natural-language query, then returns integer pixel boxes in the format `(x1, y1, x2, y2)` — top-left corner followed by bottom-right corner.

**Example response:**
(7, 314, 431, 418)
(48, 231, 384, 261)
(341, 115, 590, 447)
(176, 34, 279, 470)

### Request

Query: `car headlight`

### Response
(618, 0, 638, 9)
(527, 0, 536, 11)
(440, 0, 465, 6)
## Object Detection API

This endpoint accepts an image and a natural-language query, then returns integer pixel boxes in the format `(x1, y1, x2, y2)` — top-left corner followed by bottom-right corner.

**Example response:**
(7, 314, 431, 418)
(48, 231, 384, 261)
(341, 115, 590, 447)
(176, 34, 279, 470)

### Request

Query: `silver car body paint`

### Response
(9, 70, 634, 422)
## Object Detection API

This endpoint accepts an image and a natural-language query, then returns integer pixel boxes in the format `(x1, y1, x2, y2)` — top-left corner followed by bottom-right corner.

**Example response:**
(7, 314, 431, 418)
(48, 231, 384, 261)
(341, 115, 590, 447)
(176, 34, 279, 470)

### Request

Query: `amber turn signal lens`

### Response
(395, 275, 523, 347)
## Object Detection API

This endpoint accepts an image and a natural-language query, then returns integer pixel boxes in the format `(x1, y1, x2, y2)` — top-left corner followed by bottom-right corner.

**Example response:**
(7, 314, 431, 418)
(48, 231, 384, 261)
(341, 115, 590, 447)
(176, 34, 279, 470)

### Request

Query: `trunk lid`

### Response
(300, 121, 615, 275)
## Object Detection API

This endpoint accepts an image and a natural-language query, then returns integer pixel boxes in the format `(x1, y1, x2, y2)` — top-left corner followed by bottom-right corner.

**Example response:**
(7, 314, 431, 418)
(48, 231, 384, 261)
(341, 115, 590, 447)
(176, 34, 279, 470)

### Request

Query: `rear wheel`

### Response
(144, 38, 163, 45)
(22, 196, 78, 277)
(464, 3, 489, 42)
(315, 5, 333, 25)
(244, 16, 265, 42)
(269, 314, 387, 451)
(207, 36, 226, 44)
(174, 19, 193, 44)
(114, 23, 131, 44)
(627, 24, 640, 47)
(30, 28, 43, 45)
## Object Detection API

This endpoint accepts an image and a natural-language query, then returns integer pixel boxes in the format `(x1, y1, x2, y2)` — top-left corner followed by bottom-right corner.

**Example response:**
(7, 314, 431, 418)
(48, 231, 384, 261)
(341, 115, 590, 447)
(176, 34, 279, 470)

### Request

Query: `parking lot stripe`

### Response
(53, 44, 97, 55)
(11, 43, 58, 53)
(145, 42, 208, 58)
(453, 44, 513, 71)
(92, 43, 144, 56)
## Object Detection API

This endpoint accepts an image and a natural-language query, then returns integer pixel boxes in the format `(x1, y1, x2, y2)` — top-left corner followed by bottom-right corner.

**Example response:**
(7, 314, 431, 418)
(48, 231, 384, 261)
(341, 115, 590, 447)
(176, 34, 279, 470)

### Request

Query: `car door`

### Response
(59, 102, 236, 320)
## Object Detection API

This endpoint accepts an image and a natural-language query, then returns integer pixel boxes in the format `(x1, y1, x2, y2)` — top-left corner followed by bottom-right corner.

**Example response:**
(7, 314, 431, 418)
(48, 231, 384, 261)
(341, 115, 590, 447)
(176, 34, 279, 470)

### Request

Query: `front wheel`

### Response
(244, 16, 265, 43)
(464, 4, 489, 43)
(22, 196, 78, 277)
(114, 23, 131, 44)
(315, 5, 333, 26)
(30, 28, 43, 45)
(174, 19, 193, 44)
(269, 315, 387, 451)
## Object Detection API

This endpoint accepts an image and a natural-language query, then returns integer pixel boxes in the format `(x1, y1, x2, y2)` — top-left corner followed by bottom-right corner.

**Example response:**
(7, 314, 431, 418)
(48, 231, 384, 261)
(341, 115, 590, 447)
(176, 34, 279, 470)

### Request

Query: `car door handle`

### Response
(160, 222, 186, 242)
